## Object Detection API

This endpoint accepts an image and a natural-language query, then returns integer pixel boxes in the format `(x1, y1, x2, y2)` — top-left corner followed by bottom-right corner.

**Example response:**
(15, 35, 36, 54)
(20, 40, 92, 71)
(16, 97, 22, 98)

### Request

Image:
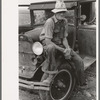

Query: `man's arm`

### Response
(63, 37, 70, 49)
(62, 18, 70, 48)
(62, 18, 71, 55)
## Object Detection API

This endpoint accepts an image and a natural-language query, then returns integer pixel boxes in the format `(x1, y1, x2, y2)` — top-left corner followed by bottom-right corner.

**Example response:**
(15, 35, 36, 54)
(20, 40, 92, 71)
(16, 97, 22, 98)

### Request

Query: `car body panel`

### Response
(78, 26, 96, 57)
(29, 2, 77, 10)
(19, 40, 36, 78)
(24, 26, 43, 42)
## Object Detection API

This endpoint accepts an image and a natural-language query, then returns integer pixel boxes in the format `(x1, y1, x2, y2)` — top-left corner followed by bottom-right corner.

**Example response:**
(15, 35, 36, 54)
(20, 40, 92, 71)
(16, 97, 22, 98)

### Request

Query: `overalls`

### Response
(42, 17, 86, 85)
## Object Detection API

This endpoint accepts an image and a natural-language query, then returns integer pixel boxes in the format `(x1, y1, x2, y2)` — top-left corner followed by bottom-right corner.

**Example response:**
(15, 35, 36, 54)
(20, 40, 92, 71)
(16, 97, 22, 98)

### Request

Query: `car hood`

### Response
(25, 25, 43, 41)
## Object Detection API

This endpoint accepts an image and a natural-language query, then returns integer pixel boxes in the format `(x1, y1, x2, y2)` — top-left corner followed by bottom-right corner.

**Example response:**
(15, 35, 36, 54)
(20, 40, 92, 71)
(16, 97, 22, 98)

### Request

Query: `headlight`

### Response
(32, 42, 43, 55)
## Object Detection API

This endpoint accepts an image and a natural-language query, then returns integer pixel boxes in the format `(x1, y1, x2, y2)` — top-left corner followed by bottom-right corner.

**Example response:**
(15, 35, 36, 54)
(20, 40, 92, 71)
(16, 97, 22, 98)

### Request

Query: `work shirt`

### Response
(39, 15, 68, 46)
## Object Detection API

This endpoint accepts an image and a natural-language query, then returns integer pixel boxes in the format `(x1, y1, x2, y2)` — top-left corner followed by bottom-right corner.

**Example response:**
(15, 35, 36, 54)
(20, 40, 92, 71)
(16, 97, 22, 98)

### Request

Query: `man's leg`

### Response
(70, 50, 86, 86)
(43, 44, 57, 83)
(45, 44, 57, 71)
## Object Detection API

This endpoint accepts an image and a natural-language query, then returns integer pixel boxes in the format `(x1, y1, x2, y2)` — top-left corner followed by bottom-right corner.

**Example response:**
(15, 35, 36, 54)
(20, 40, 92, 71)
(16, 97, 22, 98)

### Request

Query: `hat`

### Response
(52, 0, 67, 13)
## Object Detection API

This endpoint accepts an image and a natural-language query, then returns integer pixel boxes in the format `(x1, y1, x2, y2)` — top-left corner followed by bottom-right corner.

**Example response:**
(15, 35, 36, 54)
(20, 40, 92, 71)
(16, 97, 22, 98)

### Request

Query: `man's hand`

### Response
(63, 48, 71, 59)
(64, 48, 70, 54)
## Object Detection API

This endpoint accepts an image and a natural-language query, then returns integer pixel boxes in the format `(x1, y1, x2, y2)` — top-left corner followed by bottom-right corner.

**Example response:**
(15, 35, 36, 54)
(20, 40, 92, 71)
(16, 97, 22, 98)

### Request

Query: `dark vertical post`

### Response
(77, 2, 81, 25)
(72, 2, 78, 49)
(30, 10, 34, 28)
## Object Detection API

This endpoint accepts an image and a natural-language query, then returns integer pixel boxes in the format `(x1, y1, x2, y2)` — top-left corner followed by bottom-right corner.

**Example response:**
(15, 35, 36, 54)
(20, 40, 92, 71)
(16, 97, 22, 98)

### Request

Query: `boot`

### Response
(43, 74, 54, 84)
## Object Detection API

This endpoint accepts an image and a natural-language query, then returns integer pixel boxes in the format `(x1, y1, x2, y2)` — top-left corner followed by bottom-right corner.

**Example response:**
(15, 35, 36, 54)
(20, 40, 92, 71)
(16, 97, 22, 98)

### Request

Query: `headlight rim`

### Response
(32, 42, 43, 55)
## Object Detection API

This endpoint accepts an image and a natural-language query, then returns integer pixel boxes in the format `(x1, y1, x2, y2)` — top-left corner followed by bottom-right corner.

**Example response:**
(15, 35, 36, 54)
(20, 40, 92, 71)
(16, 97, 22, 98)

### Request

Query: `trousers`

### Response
(43, 43, 86, 85)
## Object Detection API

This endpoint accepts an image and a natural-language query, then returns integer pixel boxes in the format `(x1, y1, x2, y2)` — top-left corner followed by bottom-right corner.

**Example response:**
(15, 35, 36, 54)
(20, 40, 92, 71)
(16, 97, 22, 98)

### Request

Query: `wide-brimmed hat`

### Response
(52, 0, 67, 13)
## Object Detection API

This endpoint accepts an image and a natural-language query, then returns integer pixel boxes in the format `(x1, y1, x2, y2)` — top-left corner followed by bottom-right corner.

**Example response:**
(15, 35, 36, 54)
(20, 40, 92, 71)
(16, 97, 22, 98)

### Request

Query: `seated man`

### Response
(39, 0, 87, 88)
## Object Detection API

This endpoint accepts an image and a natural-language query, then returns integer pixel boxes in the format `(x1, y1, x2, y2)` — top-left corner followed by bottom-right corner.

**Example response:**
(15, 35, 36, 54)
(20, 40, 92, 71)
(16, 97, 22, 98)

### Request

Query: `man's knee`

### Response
(71, 50, 83, 62)
(74, 55, 84, 66)
(71, 50, 84, 68)
(47, 44, 56, 52)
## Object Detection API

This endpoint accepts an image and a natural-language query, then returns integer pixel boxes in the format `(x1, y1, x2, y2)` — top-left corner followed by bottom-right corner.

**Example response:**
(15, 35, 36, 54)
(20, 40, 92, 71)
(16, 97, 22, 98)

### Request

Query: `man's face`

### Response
(55, 11, 66, 20)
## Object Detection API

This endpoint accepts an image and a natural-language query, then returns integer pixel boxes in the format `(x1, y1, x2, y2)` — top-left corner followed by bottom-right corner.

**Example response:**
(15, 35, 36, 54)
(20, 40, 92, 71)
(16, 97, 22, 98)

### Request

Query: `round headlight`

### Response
(32, 42, 43, 55)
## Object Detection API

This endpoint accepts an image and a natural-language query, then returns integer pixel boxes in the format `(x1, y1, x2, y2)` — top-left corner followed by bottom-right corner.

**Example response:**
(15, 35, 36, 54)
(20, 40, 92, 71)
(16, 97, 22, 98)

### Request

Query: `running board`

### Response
(83, 56, 96, 70)
(19, 79, 49, 91)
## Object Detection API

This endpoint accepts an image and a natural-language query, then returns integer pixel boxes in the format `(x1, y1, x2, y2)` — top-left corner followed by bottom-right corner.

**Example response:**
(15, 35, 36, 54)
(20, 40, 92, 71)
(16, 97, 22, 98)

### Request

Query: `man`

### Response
(39, 0, 87, 88)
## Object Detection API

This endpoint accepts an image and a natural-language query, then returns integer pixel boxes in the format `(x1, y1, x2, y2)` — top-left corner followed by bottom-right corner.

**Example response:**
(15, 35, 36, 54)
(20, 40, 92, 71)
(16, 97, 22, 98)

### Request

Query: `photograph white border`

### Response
(2, 0, 18, 100)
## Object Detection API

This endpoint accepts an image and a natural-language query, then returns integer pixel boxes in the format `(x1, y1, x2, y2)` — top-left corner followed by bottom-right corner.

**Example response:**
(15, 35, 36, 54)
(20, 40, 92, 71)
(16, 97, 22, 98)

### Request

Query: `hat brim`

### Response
(51, 9, 67, 13)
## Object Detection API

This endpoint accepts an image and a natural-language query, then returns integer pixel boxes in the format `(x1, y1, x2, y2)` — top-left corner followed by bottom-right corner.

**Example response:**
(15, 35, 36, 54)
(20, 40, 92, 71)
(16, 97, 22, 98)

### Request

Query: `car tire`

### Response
(39, 62, 76, 100)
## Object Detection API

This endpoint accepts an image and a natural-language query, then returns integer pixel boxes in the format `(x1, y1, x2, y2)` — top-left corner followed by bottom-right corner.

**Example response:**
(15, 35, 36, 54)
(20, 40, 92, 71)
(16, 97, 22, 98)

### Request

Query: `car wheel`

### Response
(39, 62, 76, 100)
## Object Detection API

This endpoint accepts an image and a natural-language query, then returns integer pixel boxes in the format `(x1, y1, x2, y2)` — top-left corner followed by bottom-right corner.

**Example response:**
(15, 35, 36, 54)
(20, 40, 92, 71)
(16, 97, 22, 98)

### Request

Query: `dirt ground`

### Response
(19, 63, 96, 100)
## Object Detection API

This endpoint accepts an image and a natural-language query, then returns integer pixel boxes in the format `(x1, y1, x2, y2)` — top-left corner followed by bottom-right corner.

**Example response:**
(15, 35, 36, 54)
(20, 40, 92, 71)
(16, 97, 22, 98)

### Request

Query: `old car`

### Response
(19, 0, 96, 100)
